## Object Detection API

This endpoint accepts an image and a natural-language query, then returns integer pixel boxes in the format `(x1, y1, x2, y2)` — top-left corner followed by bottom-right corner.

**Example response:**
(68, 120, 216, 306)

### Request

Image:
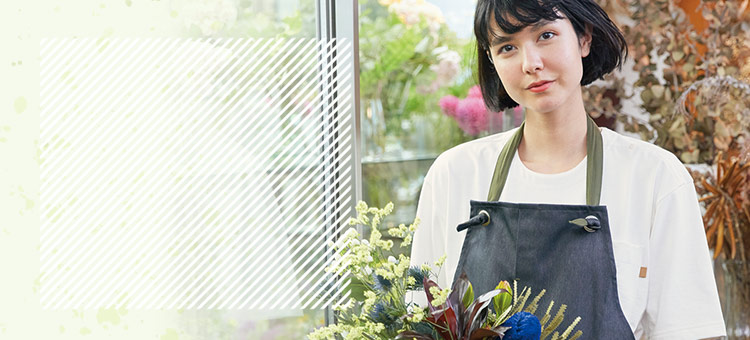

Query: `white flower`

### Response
(429, 48, 461, 88)
(388, 256, 398, 264)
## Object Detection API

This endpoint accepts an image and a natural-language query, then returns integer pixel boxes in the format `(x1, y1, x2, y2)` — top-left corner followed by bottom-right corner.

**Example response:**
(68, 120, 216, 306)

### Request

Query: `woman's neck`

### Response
(517, 108, 589, 174)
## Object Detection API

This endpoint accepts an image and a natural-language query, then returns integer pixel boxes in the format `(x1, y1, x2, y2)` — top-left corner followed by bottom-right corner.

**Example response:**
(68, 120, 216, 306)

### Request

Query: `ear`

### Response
(580, 24, 593, 58)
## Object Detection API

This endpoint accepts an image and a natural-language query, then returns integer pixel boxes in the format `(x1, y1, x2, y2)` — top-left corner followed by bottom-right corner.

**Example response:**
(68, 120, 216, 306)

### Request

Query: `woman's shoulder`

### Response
(600, 127, 693, 185)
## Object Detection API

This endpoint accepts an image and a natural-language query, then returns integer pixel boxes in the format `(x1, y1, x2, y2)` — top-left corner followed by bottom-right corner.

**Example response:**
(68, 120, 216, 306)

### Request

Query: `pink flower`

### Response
(467, 85, 483, 99)
(439, 95, 459, 117)
(456, 97, 489, 136)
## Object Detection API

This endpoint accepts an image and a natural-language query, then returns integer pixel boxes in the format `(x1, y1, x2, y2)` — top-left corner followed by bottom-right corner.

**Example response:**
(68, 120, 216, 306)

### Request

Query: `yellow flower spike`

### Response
(372, 215, 381, 228)
(429, 286, 450, 306)
(384, 202, 394, 214)
(370, 228, 382, 245)
(387, 227, 402, 237)
(402, 234, 413, 247)
(355, 201, 368, 213)
(434, 254, 446, 267)
(395, 254, 410, 277)
(409, 218, 421, 232)
(384, 240, 394, 250)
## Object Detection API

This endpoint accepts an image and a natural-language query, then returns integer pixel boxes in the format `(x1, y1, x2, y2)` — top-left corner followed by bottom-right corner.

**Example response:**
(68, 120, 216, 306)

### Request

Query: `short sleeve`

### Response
(643, 181, 726, 339)
(407, 164, 449, 306)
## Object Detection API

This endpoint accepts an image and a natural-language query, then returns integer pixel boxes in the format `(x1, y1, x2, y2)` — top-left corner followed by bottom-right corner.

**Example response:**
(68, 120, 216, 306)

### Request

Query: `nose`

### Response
(521, 47, 543, 74)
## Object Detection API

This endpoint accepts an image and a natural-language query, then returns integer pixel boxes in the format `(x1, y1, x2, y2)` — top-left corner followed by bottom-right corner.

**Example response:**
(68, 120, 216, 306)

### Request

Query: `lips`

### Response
(526, 80, 554, 93)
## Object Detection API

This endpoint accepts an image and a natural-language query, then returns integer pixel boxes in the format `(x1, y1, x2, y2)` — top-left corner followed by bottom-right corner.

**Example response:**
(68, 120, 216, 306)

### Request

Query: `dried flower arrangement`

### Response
(606, 0, 750, 331)
(697, 152, 750, 261)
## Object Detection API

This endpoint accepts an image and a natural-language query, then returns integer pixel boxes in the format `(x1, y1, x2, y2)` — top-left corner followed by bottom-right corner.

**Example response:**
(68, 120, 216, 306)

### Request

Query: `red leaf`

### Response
(469, 328, 504, 340)
(426, 313, 452, 340)
(448, 271, 471, 335)
(444, 307, 458, 336)
(464, 290, 502, 337)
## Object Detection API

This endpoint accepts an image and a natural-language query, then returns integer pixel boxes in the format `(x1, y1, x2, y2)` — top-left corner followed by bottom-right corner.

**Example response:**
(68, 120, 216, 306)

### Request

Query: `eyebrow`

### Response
(490, 19, 554, 46)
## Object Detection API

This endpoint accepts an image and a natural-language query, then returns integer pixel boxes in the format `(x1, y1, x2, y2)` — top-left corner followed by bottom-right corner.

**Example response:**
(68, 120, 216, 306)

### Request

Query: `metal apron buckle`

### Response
(456, 210, 491, 232)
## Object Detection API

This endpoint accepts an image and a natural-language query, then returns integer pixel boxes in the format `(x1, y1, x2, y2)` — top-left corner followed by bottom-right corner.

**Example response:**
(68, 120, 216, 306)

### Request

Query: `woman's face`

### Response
(487, 15, 591, 116)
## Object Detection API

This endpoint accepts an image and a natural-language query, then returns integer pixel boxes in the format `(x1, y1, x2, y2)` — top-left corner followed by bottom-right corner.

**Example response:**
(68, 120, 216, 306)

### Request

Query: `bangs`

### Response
(476, 0, 563, 50)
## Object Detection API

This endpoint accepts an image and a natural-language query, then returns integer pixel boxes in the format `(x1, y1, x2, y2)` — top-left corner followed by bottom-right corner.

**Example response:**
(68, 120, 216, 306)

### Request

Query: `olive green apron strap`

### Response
(585, 114, 603, 206)
(486, 115, 603, 205)
(486, 121, 525, 202)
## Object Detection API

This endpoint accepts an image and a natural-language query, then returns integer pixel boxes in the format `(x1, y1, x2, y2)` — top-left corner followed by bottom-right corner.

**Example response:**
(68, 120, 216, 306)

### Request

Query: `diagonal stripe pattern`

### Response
(40, 38, 354, 309)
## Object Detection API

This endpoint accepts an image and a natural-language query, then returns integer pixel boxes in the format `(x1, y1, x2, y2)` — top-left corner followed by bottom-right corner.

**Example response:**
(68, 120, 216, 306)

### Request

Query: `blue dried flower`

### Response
(407, 266, 428, 290)
(372, 274, 392, 292)
(368, 302, 399, 332)
(501, 312, 542, 340)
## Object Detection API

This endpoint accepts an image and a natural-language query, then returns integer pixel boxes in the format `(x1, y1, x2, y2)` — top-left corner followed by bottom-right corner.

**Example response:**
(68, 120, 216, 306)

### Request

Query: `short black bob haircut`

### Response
(474, 0, 628, 111)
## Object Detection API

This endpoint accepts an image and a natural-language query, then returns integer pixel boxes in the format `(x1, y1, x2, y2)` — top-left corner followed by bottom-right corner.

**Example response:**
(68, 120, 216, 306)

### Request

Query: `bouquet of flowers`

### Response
(308, 202, 582, 340)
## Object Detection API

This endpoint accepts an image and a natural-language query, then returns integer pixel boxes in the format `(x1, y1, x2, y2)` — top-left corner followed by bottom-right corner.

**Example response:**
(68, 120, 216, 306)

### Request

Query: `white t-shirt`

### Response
(410, 127, 726, 340)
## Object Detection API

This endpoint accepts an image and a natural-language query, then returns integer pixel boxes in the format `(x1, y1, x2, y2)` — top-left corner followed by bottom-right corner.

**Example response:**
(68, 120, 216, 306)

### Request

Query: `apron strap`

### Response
(486, 114, 603, 206)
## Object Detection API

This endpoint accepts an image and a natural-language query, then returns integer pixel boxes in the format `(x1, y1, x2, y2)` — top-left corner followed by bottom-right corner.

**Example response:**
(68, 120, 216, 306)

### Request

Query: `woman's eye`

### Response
(499, 45, 514, 54)
(540, 32, 555, 40)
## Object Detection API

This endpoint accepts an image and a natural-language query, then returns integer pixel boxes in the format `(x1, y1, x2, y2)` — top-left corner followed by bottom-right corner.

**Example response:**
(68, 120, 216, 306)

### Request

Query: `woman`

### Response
(410, 0, 726, 338)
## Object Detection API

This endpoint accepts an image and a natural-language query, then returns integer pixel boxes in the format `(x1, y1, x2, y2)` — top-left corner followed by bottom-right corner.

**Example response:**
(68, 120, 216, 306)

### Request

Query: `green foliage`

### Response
(492, 281, 513, 321)
(462, 282, 475, 309)
(358, 0, 477, 155)
(309, 202, 428, 340)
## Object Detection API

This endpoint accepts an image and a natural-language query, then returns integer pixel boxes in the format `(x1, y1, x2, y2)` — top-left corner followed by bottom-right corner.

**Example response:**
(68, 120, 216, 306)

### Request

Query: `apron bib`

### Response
(454, 116, 634, 339)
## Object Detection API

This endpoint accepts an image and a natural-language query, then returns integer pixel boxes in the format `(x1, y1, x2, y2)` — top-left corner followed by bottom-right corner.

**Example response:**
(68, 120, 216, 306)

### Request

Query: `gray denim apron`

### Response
(454, 116, 634, 339)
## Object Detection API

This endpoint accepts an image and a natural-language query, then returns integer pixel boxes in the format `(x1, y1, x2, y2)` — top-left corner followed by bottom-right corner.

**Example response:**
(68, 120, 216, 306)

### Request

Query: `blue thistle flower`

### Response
(368, 302, 387, 322)
(368, 302, 400, 333)
(367, 302, 403, 333)
(407, 266, 428, 290)
(501, 312, 542, 340)
(372, 274, 392, 292)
